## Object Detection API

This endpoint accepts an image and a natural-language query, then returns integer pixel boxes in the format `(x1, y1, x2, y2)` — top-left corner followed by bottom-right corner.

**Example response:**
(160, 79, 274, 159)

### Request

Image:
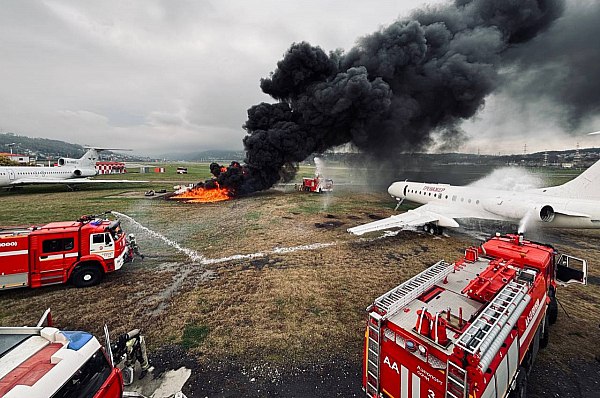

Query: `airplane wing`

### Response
(347, 202, 504, 236)
(9, 178, 148, 185)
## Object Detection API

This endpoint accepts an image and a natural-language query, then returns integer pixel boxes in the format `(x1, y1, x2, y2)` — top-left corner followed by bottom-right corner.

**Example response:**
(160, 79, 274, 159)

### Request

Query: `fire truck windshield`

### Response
(51, 350, 112, 398)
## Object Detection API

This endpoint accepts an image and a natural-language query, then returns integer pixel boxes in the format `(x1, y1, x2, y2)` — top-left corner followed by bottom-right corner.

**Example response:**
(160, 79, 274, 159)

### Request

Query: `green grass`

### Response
(245, 211, 261, 221)
(181, 323, 210, 349)
(97, 162, 215, 182)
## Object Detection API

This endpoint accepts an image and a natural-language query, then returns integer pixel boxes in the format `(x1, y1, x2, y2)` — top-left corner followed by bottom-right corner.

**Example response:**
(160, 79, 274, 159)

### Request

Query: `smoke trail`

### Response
(229, 0, 565, 194)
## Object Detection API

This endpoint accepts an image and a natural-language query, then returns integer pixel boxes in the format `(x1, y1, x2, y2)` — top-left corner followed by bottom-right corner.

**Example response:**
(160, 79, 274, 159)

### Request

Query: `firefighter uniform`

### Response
(124, 334, 150, 378)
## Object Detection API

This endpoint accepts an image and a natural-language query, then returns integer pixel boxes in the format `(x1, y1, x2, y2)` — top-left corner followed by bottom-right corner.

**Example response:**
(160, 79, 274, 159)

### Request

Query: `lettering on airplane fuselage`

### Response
(423, 186, 445, 192)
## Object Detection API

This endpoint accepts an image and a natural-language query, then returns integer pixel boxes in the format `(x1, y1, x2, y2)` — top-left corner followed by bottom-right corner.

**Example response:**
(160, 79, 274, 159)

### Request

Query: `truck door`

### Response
(90, 232, 115, 260)
(38, 236, 75, 285)
(556, 254, 587, 285)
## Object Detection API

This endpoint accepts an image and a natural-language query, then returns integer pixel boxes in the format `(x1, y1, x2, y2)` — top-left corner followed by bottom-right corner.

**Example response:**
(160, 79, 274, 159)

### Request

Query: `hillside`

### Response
(0, 133, 155, 162)
(0, 133, 85, 158)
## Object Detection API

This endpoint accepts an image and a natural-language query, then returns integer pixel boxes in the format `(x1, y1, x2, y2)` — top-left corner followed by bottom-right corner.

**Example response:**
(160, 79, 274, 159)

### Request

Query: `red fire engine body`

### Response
(300, 176, 333, 193)
(0, 311, 124, 398)
(363, 234, 587, 398)
(0, 216, 129, 290)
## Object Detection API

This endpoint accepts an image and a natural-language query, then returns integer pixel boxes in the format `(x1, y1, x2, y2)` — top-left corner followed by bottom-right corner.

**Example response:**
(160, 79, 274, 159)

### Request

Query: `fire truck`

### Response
(363, 233, 587, 398)
(299, 176, 333, 193)
(0, 213, 129, 290)
(0, 309, 124, 398)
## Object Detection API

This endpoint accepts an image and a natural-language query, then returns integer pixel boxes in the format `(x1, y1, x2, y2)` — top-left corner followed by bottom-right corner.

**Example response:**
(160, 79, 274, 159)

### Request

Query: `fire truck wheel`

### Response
(548, 296, 558, 325)
(509, 367, 528, 398)
(71, 264, 104, 288)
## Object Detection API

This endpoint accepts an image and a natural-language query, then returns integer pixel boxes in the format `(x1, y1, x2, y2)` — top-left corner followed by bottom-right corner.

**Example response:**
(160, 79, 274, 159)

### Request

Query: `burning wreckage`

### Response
(172, 161, 247, 203)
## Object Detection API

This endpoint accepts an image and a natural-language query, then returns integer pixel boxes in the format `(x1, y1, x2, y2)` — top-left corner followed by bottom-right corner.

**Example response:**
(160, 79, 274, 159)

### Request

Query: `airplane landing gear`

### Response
(423, 223, 444, 235)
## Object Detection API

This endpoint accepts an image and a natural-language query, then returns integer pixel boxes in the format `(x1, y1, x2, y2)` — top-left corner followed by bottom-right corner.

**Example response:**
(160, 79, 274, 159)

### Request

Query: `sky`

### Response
(0, 0, 599, 157)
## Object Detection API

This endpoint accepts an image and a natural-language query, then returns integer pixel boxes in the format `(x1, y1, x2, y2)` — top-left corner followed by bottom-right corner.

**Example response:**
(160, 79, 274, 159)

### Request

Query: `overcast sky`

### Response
(1, 0, 598, 157)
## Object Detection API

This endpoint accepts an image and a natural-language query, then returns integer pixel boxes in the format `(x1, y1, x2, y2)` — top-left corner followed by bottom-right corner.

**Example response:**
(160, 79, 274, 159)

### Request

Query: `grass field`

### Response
(0, 163, 598, 396)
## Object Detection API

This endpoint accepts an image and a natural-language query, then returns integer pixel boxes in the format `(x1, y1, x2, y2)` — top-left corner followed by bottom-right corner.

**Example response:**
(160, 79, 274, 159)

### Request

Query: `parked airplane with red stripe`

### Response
(0, 148, 144, 188)
(348, 160, 600, 235)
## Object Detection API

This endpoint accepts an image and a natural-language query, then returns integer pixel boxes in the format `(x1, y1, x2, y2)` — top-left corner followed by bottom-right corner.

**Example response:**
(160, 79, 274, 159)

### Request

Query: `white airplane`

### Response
(0, 148, 145, 188)
(348, 160, 600, 235)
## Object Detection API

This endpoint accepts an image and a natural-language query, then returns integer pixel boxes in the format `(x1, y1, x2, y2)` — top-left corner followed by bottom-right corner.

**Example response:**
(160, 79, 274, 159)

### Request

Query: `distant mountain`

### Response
(0, 132, 155, 162)
(0, 132, 85, 158)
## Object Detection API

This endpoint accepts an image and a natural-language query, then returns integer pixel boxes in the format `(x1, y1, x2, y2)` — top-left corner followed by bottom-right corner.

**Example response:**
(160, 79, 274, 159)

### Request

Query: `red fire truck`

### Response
(363, 233, 587, 398)
(299, 176, 333, 193)
(0, 213, 129, 290)
(0, 309, 124, 398)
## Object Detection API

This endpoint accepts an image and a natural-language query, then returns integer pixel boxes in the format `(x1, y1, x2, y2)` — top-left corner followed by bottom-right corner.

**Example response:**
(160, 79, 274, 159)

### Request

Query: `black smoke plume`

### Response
(222, 0, 566, 195)
(499, 0, 600, 130)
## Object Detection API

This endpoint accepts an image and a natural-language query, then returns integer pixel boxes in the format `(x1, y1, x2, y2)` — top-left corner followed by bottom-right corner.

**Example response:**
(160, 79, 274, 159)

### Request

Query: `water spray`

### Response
(112, 211, 337, 266)
(112, 211, 205, 263)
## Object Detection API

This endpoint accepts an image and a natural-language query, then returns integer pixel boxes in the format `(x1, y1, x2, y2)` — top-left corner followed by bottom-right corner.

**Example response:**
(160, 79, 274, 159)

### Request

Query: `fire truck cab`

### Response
(363, 234, 587, 398)
(0, 215, 129, 290)
(0, 311, 124, 398)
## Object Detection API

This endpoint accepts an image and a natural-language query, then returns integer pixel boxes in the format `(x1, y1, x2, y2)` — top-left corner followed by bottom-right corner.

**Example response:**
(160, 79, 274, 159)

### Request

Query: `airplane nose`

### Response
(388, 182, 404, 198)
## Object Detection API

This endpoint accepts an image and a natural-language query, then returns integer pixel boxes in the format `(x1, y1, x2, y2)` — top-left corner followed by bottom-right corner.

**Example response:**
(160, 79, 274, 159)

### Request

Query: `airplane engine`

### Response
(58, 157, 78, 167)
(482, 198, 557, 224)
(73, 169, 82, 177)
(537, 205, 555, 222)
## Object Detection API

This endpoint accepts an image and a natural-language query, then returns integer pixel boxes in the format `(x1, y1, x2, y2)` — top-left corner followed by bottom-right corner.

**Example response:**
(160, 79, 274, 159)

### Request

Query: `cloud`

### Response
(0, 0, 596, 157)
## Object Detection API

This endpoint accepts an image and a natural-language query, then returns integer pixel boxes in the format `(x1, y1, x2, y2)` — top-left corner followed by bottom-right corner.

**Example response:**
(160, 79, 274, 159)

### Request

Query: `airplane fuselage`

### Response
(0, 165, 97, 188)
(389, 181, 600, 229)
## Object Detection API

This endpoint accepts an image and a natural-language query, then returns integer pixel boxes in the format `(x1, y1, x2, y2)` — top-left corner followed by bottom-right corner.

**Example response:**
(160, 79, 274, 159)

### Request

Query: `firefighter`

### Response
(127, 233, 145, 260)
(113, 329, 151, 385)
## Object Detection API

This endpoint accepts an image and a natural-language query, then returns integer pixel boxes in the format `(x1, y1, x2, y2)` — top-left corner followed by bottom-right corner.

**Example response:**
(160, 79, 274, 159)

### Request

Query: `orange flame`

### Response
(173, 185, 232, 203)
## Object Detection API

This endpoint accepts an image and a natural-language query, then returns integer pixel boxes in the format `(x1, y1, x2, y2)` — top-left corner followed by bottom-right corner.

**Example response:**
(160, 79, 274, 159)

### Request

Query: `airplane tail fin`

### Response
(544, 160, 600, 199)
(76, 149, 100, 168)
(76, 148, 130, 168)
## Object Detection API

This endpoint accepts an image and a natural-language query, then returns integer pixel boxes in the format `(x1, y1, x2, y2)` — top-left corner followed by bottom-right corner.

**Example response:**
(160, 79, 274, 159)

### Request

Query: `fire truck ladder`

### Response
(366, 311, 382, 397)
(374, 260, 455, 316)
(455, 280, 529, 356)
(446, 361, 468, 398)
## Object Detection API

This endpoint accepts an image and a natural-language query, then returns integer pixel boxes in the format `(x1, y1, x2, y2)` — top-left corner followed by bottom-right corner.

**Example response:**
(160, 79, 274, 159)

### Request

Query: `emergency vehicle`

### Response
(0, 309, 124, 398)
(299, 176, 333, 193)
(0, 213, 129, 289)
(363, 233, 587, 398)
